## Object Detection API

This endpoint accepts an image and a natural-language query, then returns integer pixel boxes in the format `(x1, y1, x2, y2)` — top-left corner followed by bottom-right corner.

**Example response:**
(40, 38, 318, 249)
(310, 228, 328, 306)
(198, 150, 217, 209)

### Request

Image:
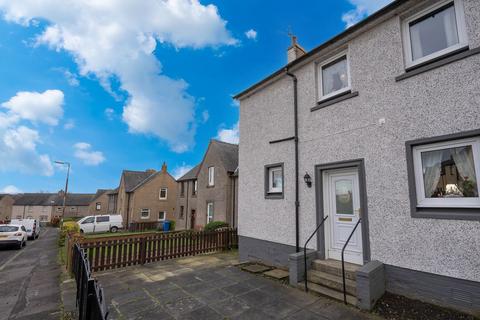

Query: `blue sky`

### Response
(0, 0, 390, 193)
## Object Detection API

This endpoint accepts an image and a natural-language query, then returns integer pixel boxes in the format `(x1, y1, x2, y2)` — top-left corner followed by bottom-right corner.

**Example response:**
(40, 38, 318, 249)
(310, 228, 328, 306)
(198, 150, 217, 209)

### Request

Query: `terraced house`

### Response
(115, 163, 177, 227)
(235, 0, 480, 315)
(176, 140, 238, 230)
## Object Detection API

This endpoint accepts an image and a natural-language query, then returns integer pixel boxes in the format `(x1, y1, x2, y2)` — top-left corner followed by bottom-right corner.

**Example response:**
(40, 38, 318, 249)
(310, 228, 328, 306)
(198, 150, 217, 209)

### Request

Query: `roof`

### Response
(211, 140, 239, 173)
(13, 193, 57, 206)
(233, 0, 407, 100)
(106, 187, 119, 195)
(122, 170, 156, 192)
(177, 164, 200, 181)
(91, 189, 110, 201)
(51, 194, 95, 206)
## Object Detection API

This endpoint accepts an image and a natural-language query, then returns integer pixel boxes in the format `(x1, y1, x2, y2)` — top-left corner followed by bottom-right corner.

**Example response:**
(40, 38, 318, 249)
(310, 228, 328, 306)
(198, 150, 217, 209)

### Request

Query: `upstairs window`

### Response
(412, 137, 480, 208)
(318, 53, 350, 100)
(208, 167, 215, 186)
(96, 202, 101, 211)
(403, 0, 467, 68)
(180, 182, 185, 197)
(159, 188, 168, 200)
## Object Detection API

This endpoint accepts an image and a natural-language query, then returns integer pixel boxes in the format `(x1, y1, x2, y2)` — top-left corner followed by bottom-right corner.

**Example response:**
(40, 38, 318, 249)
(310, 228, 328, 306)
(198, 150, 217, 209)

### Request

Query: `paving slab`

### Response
(264, 268, 290, 280)
(241, 263, 272, 273)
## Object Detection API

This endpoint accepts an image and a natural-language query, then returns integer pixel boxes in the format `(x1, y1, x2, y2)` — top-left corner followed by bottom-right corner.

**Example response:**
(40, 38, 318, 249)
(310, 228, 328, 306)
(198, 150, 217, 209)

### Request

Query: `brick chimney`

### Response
(287, 34, 306, 64)
(145, 168, 156, 175)
(161, 162, 167, 173)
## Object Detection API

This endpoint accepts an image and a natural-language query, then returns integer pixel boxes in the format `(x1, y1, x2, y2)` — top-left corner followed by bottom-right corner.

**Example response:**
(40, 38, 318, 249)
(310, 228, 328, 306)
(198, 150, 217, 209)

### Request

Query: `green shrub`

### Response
(204, 221, 229, 232)
(58, 221, 80, 247)
(170, 220, 176, 231)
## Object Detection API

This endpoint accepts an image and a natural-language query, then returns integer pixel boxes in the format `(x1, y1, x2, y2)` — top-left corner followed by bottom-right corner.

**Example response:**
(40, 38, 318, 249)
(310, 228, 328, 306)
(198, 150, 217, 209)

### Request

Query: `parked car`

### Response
(0, 224, 28, 249)
(77, 215, 123, 233)
(10, 219, 40, 240)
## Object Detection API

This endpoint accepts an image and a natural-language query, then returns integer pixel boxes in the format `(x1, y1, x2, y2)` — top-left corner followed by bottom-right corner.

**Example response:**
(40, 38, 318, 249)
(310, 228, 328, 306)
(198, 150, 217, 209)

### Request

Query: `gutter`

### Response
(285, 68, 300, 253)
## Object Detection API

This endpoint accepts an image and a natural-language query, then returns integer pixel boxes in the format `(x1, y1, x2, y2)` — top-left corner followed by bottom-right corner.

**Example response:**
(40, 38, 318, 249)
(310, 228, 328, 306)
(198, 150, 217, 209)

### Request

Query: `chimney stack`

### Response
(161, 162, 167, 173)
(287, 34, 306, 64)
(146, 168, 156, 175)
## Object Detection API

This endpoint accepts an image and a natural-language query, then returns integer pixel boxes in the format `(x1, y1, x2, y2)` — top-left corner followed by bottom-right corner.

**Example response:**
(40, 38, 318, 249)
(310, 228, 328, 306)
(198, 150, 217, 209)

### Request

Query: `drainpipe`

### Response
(126, 193, 131, 229)
(232, 176, 236, 228)
(185, 181, 190, 229)
(285, 67, 300, 253)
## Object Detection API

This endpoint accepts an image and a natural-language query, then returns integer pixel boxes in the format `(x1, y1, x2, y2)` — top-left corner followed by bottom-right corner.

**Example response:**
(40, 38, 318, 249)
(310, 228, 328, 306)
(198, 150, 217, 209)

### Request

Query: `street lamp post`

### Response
(54, 161, 70, 218)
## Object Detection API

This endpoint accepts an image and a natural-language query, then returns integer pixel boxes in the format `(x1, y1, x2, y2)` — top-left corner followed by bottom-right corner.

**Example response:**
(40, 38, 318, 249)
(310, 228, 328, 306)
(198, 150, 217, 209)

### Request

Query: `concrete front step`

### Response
(298, 281, 357, 306)
(307, 269, 357, 296)
(311, 259, 360, 281)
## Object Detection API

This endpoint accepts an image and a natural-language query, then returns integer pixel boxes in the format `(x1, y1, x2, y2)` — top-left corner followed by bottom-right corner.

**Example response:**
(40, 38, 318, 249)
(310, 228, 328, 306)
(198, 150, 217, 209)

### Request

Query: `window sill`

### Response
(396, 46, 480, 82)
(311, 91, 359, 112)
(206, 185, 215, 188)
(265, 192, 284, 200)
(411, 207, 480, 221)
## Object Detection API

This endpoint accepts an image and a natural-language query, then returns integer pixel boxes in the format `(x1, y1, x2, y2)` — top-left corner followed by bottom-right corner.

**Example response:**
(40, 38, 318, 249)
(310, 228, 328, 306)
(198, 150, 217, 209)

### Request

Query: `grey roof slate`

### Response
(177, 165, 200, 181)
(212, 140, 238, 173)
(123, 170, 156, 192)
(13, 193, 57, 206)
(51, 194, 95, 206)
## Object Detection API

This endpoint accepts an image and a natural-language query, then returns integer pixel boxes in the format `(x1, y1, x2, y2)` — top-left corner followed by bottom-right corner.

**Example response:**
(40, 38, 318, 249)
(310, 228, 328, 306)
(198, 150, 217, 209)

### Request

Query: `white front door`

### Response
(324, 168, 363, 265)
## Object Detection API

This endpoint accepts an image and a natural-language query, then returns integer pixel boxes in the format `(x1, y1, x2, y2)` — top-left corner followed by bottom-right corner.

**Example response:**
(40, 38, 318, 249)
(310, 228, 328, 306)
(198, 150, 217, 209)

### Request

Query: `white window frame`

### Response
(207, 202, 214, 223)
(140, 208, 150, 219)
(268, 166, 283, 194)
(317, 51, 351, 101)
(193, 180, 198, 195)
(158, 211, 166, 221)
(413, 137, 480, 208)
(208, 167, 215, 186)
(96, 202, 101, 211)
(159, 187, 168, 200)
(402, 0, 468, 69)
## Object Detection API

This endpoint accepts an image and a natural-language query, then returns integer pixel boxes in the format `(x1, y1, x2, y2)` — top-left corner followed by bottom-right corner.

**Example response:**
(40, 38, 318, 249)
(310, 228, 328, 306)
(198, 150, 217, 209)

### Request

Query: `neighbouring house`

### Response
(52, 193, 95, 218)
(235, 0, 480, 315)
(0, 194, 15, 221)
(106, 188, 119, 214)
(88, 189, 112, 215)
(115, 163, 177, 227)
(12, 193, 57, 224)
(175, 140, 238, 230)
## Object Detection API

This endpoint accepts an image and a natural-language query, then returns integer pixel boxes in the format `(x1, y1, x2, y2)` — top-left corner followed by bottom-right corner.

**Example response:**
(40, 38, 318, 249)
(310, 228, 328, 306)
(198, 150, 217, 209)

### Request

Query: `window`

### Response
(318, 53, 350, 100)
(158, 211, 166, 221)
(193, 180, 198, 195)
(180, 182, 185, 197)
(96, 216, 109, 223)
(180, 206, 184, 219)
(207, 202, 214, 223)
(265, 164, 284, 199)
(140, 208, 150, 219)
(208, 167, 215, 186)
(402, 0, 467, 68)
(56, 207, 62, 212)
(412, 137, 480, 209)
(82, 217, 94, 224)
(96, 202, 101, 211)
(70, 207, 76, 211)
(159, 188, 168, 200)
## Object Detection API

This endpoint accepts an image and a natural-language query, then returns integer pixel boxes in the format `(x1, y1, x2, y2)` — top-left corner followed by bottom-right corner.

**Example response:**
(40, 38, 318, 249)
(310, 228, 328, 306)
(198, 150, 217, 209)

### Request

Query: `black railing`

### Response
(303, 215, 328, 292)
(72, 243, 109, 320)
(341, 218, 362, 304)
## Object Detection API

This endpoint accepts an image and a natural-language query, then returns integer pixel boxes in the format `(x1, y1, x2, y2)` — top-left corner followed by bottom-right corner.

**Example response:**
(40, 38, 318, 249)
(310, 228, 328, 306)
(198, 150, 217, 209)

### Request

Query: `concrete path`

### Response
(95, 251, 381, 320)
(0, 228, 61, 320)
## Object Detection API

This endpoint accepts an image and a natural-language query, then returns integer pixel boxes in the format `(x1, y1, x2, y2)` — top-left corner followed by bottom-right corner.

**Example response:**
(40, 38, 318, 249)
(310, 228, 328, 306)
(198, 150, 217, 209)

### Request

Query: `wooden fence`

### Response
(68, 228, 237, 273)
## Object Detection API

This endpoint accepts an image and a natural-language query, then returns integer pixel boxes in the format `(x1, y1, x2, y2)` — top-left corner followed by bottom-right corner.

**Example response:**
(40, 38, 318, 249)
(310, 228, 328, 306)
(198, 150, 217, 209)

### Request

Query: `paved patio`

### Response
(94, 251, 380, 320)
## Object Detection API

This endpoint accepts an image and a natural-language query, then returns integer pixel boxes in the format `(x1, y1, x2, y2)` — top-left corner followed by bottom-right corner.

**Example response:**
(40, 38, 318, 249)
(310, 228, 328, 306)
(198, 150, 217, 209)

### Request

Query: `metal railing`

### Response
(72, 243, 109, 320)
(303, 215, 328, 292)
(341, 218, 361, 304)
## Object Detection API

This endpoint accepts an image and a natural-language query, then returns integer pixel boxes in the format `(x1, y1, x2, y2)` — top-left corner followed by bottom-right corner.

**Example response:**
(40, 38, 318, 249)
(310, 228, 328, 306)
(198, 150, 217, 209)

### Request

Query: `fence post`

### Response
(140, 236, 146, 265)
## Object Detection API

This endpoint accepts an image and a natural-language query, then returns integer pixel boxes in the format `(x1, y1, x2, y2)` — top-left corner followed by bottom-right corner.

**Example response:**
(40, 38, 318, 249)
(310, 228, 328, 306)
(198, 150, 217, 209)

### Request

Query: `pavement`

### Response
(95, 251, 381, 320)
(0, 228, 61, 320)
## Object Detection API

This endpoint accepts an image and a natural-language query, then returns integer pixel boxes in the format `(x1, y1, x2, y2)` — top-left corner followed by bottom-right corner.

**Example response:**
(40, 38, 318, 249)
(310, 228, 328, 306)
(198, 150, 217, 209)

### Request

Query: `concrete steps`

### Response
(299, 259, 360, 306)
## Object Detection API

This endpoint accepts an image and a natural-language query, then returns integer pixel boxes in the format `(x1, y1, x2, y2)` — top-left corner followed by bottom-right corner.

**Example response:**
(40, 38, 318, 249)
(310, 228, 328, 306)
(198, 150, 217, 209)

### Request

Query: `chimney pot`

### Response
(287, 34, 306, 64)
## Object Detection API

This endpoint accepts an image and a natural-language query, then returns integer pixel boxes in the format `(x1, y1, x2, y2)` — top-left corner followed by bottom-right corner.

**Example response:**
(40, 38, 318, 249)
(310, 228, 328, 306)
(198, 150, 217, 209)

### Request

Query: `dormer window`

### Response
(402, 0, 467, 68)
(318, 53, 350, 101)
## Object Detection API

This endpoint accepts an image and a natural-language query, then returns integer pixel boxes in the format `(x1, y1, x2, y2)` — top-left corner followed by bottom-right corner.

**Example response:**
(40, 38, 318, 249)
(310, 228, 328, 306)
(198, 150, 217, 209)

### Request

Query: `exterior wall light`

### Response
(304, 172, 312, 188)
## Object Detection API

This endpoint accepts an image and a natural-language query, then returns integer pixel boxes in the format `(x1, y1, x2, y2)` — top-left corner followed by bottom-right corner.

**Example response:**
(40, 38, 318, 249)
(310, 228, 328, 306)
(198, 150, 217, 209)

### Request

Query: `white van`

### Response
(77, 215, 123, 233)
(10, 219, 40, 240)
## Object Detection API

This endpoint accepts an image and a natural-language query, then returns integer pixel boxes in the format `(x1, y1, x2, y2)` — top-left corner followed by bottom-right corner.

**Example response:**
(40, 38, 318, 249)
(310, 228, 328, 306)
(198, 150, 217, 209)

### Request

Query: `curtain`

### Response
(410, 26, 423, 60)
(451, 147, 477, 194)
(443, 5, 459, 47)
(422, 150, 444, 197)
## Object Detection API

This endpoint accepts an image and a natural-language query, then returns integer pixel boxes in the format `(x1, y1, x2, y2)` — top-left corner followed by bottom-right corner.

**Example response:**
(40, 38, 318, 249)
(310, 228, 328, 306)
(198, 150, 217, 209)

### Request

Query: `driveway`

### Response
(0, 228, 61, 320)
(95, 251, 380, 320)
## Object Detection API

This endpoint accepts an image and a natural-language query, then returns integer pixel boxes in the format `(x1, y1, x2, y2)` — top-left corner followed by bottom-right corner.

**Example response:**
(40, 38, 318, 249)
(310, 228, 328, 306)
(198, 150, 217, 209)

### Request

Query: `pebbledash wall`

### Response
(237, 0, 480, 314)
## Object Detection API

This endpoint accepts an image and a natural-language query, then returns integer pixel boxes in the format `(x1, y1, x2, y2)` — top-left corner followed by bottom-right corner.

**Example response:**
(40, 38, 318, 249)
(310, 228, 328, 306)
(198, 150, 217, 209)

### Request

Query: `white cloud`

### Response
(63, 69, 79, 86)
(201, 110, 209, 123)
(172, 163, 194, 179)
(230, 99, 239, 108)
(342, 0, 393, 28)
(73, 142, 105, 166)
(1, 89, 64, 125)
(216, 122, 239, 144)
(245, 29, 257, 40)
(104, 108, 115, 120)
(1, 185, 22, 194)
(0, 1, 237, 152)
(64, 119, 75, 130)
